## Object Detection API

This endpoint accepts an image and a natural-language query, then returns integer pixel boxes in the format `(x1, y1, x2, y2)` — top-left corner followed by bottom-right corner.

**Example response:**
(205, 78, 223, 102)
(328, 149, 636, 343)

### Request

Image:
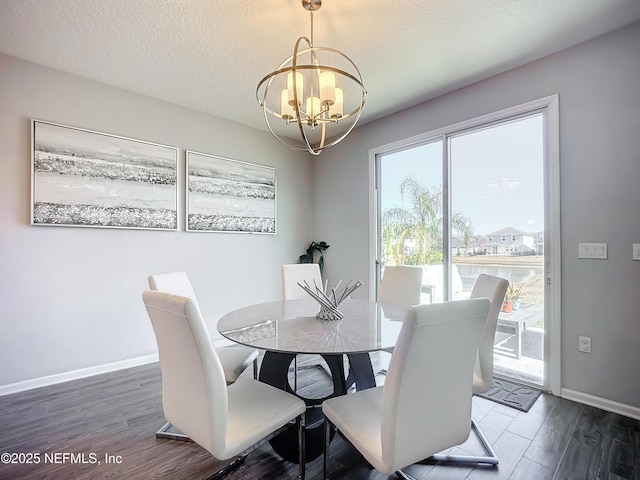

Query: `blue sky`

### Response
(380, 114, 544, 235)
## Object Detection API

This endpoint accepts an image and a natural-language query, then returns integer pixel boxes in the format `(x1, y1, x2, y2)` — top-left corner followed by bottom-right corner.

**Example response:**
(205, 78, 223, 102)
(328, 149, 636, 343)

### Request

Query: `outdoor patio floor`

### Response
(494, 326, 544, 385)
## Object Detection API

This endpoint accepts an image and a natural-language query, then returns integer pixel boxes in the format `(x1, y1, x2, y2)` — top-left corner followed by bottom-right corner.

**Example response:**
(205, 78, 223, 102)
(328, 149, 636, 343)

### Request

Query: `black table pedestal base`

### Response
(259, 351, 375, 463)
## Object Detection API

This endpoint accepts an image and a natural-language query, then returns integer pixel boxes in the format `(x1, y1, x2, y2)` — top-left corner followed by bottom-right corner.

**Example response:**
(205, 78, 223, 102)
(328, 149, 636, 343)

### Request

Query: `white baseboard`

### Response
(0, 339, 240, 397)
(561, 388, 640, 421)
(2, 353, 638, 423)
(0, 353, 159, 397)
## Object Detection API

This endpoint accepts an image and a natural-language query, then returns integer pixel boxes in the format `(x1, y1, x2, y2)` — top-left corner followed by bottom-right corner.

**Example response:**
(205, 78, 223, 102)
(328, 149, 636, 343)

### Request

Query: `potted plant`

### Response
(299, 241, 330, 273)
(502, 283, 523, 313)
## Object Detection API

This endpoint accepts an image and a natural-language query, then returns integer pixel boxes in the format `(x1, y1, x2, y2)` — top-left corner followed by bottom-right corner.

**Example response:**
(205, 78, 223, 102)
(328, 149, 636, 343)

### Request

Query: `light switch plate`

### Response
(578, 242, 607, 259)
(633, 243, 640, 261)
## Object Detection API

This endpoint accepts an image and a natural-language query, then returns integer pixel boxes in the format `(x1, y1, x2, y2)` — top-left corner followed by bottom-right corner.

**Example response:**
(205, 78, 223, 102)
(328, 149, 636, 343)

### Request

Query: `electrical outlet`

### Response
(579, 336, 592, 353)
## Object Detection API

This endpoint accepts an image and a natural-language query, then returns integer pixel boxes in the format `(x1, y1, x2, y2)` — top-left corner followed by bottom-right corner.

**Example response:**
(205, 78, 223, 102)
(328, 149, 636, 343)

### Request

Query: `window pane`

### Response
(380, 140, 444, 303)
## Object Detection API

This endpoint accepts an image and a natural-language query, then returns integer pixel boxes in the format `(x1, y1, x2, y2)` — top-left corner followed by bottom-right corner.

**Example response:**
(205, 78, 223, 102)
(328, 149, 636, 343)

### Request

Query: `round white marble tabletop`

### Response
(217, 298, 406, 355)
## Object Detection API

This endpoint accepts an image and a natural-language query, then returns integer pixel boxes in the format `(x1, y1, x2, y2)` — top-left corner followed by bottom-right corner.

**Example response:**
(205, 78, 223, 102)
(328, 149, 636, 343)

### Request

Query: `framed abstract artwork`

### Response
(31, 120, 178, 230)
(186, 150, 276, 233)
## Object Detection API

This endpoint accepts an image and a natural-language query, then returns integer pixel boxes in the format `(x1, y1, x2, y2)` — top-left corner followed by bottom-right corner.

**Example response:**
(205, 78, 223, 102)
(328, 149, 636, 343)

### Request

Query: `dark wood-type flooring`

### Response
(0, 353, 638, 480)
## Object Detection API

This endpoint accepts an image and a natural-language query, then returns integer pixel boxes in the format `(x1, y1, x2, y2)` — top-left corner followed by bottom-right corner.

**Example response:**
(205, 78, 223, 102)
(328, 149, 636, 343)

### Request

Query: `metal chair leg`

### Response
(395, 470, 418, 480)
(324, 418, 417, 480)
(204, 454, 247, 480)
(323, 418, 331, 480)
(427, 419, 498, 465)
(159, 415, 301, 479)
(298, 413, 306, 479)
(155, 421, 191, 441)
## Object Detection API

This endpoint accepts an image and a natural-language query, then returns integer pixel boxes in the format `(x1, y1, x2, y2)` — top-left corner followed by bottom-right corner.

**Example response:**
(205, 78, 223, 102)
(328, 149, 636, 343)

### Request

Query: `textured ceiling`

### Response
(2, 0, 640, 141)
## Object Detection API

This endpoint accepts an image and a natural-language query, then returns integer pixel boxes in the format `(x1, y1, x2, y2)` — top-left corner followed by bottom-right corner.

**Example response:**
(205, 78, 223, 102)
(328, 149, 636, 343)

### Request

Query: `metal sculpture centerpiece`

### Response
(256, 0, 366, 156)
(297, 279, 363, 321)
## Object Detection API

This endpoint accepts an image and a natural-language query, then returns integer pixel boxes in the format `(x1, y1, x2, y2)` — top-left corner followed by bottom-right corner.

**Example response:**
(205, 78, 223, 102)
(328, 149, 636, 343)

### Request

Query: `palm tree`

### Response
(382, 176, 474, 265)
(453, 214, 475, 253)
(381, 214, 410, 264)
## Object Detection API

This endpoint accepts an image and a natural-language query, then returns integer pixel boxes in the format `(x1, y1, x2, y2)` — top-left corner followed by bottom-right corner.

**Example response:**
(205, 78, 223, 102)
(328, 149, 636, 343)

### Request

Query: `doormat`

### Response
(476, 378, 542, 412)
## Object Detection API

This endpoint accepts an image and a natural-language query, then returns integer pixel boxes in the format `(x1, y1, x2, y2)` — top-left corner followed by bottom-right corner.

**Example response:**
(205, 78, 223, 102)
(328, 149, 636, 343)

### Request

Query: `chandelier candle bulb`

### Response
(287, 71, 303, 106)
(332, 88, 344, 118)
(281, 90, 295, 119)
(320, 71, 336, 105)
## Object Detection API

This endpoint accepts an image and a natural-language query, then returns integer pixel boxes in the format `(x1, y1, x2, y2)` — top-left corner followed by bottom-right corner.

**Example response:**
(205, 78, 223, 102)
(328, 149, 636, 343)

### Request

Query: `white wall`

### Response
(0, 54, 312, 388)
(313, 22, 640, 410)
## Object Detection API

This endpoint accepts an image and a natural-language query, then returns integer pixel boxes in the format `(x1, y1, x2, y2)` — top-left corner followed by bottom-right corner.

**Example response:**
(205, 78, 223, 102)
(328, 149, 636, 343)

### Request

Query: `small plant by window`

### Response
(299, 241, 330, 273)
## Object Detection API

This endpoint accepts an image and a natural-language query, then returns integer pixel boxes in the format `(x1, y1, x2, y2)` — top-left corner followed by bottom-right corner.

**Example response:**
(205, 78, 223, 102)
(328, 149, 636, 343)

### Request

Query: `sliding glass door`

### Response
(448, 115, 545, 386)
(373, 99, 559, 391)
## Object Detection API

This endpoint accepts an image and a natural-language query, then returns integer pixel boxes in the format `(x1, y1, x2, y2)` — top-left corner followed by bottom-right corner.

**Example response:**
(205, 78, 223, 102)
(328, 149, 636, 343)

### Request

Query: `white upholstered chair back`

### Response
(379, 298, 489, 472)
(282, 263, 322, 300)
(142, 291, 227, 456)
(422, 264, 465, 302)
(378, 265, 423, 308)
(148, 271, 199, 307)
(148, 271, 259, 385)
(469, 274, 509, 393)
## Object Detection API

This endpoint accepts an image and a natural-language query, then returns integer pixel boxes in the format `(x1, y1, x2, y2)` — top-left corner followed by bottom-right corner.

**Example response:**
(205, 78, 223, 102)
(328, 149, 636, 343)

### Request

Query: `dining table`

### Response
(217, 297, 407, 463)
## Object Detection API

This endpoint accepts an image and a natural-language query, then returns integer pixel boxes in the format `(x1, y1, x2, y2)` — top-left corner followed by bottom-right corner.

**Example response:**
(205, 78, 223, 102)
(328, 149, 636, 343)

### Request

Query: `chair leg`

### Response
(253, 358, 258, 380)
(395, 470, 418, 480)
(155, 421, 191, 442)
(374, 350, 392, 377)
(427, 419, 498, 465)
(204, 454, 247, 480)
(323, 418, 332, 480)
(298, 413, 306, 479)
(203, 415, 301, 480)
(324, 417, 417, 480)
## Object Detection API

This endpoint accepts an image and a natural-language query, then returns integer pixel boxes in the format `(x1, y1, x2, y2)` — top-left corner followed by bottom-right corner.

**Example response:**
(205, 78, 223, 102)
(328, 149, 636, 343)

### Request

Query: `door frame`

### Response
(368, 95, 561, 395)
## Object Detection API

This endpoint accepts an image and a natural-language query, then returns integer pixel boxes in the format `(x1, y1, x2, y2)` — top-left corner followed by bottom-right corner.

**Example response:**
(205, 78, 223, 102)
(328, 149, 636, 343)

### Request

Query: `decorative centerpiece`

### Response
(297, 279, 363, 321)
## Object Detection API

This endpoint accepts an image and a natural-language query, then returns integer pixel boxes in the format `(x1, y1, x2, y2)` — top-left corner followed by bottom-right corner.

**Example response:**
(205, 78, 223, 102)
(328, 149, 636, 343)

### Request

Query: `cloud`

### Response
(503, 178, 522, 189)
(488, 178, 521, 190)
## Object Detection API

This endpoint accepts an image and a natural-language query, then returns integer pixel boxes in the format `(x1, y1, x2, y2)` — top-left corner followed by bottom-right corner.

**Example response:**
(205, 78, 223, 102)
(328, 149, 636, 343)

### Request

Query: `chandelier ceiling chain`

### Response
(256, 0, 367, 155)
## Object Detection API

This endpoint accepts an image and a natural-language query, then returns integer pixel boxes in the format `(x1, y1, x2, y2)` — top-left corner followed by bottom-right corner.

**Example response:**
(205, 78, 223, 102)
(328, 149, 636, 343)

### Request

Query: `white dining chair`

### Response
(376, 265, 424, 376)
(143, 291, 306, 479)
(378, 265, 424, 308)
(282, 263, 323, 299)
(149, 271, 259, 441)
(149, 271, 259, 383)
(428, 273, 508, 465)
(282, 263, 328, 390)
(322, 298, 490, 480)
(420, 263, 466, 303)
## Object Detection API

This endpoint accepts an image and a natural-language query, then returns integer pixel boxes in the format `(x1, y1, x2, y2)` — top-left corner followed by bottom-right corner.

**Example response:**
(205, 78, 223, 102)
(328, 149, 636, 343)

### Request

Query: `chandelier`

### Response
(256, 0, 366, 156)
